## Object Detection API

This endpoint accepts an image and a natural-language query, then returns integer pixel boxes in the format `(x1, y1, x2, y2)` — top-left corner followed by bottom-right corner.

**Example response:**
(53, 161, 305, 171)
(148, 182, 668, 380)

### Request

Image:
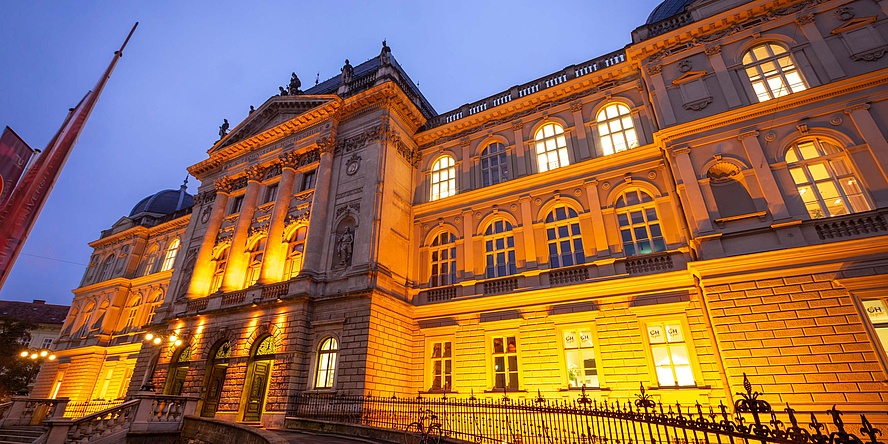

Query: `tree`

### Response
(0, 316, 38, 400)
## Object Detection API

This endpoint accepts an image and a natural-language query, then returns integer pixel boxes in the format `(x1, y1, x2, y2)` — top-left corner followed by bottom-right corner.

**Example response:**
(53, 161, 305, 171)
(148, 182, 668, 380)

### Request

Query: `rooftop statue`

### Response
(288, 72, 303, 95)
(341, 59, 354, 84)
(380, 39, 391, 65)
(279, 86, 289, 96)
(218, 119, 229, 139)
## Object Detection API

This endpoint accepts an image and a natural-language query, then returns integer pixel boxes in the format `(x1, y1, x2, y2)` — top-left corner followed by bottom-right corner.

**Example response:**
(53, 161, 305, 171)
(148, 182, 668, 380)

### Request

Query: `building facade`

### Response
(35, 0, 888, 430)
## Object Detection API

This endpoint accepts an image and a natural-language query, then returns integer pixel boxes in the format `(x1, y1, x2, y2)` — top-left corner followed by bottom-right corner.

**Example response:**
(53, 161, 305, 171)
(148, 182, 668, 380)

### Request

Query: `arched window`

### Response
(481, 142, 509, 187)
(99, 255, 115, 281)
(430, 156, 457, 201)
(210, 248, 229, 293)
(534, 123, 569, 172)
(597, 103, 638, 155)
(545, 206, 585, 268)
(284, 227, 308, 280)
(160, 239, 180, 272)
(429, 232, 457, 287)
(616, 190, 666, 256)
(484, 220, 516, 278)
(244, 238, 266, 287)
(91, 300, 110, 330)
(742, 42, 806, 102)
(142, 245, 159, 276)
(786, 138, 870, 219)
(315, 337, 338, 389)
(123, 296, 141, 331)
(76, 301, 95, 337)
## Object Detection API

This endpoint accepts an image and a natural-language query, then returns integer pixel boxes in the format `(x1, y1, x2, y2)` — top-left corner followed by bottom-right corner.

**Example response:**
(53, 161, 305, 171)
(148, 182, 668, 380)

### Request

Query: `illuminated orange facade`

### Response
(36, 0, 888, 429)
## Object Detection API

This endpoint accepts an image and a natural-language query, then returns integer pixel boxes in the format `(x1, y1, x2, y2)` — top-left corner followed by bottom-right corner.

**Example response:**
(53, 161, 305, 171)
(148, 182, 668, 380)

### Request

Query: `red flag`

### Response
(0, 127, 35, 210)
(0, 23, 138, 289)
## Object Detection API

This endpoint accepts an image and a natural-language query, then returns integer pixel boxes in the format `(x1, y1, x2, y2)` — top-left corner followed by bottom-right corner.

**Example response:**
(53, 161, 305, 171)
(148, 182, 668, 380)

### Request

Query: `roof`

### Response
(129, 181, 194, 218)
(645, 0, 695, 24)
(0, 299, 69, 325)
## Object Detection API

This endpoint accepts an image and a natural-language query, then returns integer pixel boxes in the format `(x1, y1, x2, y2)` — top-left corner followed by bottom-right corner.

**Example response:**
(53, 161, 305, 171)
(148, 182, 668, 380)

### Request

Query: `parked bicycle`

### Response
(404, 409, 443, 444)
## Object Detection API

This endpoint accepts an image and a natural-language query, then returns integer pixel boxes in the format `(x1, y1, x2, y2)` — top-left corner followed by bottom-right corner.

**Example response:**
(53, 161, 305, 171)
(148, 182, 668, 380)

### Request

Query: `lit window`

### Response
(123, 296, 141, 331)
(562, 329, 598, 388)
(481, 142, 509, 187)
(616, 190, 666, 256)
(430, 156, 457, 201)
(545, 206, 585, 268)
(315, 337, 338, 389)
(484, 220, 516, 279)
(742, 42, 807, 102)
(264, 184, 278, 204)
(862, 299, 888, 358)
(284, 227, 308, 280)
(142, 245, 159, 276)
(301, 170, 317, 191)
(145, 291, 162, 326)
(597, 103, 639, 155)
(244, 238, 266, 288)
(534, 123, 569, 172)
(785, 138, 870, 219)
(429, 340, 452, 391)
(99, 255, 115, 281)
(491, 336, 519, 389)
(429, 232, 456, 287)
(646, 322, 695, 387)
(210, 249, 229, 293)
(230, 195, 244, 215)
(160, 239, 180, 272)
(41, 338, 53, 349)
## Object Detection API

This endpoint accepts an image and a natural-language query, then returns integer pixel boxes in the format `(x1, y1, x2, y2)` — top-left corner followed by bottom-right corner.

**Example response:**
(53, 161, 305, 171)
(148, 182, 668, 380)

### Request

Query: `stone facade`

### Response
(36, 0, 888, 429)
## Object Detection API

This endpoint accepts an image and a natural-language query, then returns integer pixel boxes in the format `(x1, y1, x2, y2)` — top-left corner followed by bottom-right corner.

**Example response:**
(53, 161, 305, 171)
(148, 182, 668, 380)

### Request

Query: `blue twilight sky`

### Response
(0, 1, 663, 305)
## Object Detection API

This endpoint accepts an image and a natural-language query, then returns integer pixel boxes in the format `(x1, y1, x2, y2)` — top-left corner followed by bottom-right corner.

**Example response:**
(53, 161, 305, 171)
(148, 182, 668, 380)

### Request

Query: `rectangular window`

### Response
(646, 322, 695, 387)
(491, 335, 518, 389)
(230, 195, 244, 214)
(562, 329, 598, 388)
(264, 184, 278, 204)
(863, 299, 888, 356)
(429, 341, 452, 391)
(301, 170, 317, 191)
(41, 338, 53, 349)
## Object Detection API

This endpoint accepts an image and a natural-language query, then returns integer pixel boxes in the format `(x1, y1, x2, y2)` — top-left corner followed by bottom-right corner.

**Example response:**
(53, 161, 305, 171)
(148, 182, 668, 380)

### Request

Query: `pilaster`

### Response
(704, 45, 743, 108)
(221, 166, 264, 292)
(738, 130, 790, 220)
(187, 184, 230, 297)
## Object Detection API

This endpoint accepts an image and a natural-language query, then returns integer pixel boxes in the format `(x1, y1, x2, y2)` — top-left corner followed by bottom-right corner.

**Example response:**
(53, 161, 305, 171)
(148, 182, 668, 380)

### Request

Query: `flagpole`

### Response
(0, 23, 138, 289)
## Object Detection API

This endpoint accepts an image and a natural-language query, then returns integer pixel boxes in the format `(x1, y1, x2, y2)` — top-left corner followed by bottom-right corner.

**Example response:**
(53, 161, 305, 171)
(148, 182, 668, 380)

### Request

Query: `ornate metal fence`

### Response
(288, 375, 885, 444)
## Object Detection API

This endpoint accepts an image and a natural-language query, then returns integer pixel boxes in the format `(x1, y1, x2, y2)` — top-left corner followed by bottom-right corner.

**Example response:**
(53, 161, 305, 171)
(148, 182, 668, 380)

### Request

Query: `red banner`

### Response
(0, 127, 34, 210)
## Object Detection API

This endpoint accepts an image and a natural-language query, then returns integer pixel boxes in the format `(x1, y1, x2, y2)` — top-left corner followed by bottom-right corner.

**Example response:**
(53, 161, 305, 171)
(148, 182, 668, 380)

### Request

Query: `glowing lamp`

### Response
(174, 340, 182, 346)
(30, 353, 38, 359)
(48, 355, 56, 360)
(20, 351, 28, 357)
(40, 350, 48, 357)
(169, 335, 178, 343)
(145, 333, 154, 341)
(153, 337, 162, 345)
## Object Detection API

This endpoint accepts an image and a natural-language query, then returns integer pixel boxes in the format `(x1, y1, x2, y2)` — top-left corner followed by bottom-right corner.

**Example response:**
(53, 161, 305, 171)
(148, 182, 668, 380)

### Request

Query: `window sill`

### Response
(483, 389, 526, 394)
(421, 390, 457, 395)
(559, 386, 611, 392)
(647, 385, 711, 390)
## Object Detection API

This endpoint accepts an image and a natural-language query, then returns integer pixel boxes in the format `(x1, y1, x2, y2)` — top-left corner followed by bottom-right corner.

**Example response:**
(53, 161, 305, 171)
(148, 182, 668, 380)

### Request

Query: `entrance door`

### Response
(243, 361, 270, 422)
(200, 364, 227, 418)
(166, 367, 188, 396)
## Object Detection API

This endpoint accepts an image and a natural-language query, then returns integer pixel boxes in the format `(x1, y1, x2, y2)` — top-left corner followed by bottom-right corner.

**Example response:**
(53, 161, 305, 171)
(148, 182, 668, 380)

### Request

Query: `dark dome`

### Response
(129, 185, 193, 217)
(646, 0, 694, 24)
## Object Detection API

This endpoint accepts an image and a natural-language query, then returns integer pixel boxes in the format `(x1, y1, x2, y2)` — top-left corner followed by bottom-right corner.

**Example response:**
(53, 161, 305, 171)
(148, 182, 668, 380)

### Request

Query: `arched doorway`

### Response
(200, 340, 231, 418)
(243, 336, 275, 422)
(164, 345, 192, 395)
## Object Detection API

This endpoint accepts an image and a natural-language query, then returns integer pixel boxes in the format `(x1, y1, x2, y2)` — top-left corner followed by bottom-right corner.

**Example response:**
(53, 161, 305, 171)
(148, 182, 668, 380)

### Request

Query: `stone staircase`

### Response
(0, 426, 43, 444)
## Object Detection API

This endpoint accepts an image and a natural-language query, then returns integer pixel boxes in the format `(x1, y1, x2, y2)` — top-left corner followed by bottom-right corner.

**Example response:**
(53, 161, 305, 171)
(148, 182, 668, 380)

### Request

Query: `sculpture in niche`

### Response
(337, 227, 354, 266)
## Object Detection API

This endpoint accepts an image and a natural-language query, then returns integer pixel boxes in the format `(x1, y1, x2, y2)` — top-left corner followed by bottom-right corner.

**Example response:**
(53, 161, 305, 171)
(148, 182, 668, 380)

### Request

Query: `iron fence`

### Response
(288, 375, 885, 444)
(63, 399, 124, 418)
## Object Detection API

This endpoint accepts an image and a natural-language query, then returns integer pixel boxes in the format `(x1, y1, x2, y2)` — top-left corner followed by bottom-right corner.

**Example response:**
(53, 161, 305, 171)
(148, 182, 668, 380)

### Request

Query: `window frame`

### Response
(428, 231, 457, 287)
(314, 336, 339, 390)
(615, 189, 666, 257)
(160, 238, 180, 272)
(534, 122, 570, 173)
(487, 333, 520, 391)
(300, 170, 317, 192)
(483, 219, 517, 279)
(557, 324, 602, 389)
(243, 237, 266, 288)
(430, 155, 457, 201)
(740, 42, 808, 102)
(230, 195, 245, 215)
(284, 226, 308, 280)
(544, 206, 586, 269)
(783, 137, 871, 219)
(639, 317, 699, 388)
(427, 339, 454, 392)
(595, 102, 639, 155)
(480, 142, 509, 187)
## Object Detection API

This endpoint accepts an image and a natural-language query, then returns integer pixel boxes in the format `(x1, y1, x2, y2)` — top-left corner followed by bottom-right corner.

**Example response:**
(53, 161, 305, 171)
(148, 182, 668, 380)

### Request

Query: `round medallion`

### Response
(201, 207, 211, 224)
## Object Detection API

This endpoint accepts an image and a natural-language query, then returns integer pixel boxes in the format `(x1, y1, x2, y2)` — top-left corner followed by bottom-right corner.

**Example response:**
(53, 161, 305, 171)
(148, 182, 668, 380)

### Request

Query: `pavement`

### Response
(272, 429, 389, 444)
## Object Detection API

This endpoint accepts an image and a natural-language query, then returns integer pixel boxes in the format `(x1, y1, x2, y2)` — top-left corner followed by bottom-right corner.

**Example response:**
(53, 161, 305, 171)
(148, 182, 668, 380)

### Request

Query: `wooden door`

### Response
(200, 364, 227, 418)
(166, 366, 187, 395)
(243, 361, 270, 422)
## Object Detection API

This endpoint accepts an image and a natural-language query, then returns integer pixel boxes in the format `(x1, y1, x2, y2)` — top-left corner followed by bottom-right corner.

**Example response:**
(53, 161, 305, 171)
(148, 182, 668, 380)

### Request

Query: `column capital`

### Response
(669, 145, 691, 157)
(844, 102, 871, 114)
(317, 134, 336, 154)
(738, 130, 760, 140)
(583, 178, 599, 187)
(280, 150, 300, 171)
(796, 13, 815, 26)
(214, 177, 234, 194)
(704, 45, 722, 56)
(245, 164, 265, 183)
(646, 64, 662, 75)
(510, 120, 524, 131)
(568, 100, 584, 113)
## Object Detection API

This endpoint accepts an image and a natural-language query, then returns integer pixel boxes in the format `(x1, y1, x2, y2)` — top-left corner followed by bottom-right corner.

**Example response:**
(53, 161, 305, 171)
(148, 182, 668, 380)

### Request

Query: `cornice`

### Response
(415, 64, 639, 149)
(339, 81, 428, 132)
(188, 97, 342, 179)
(88, 213, 192, 249)
(653, 69, 888, 145)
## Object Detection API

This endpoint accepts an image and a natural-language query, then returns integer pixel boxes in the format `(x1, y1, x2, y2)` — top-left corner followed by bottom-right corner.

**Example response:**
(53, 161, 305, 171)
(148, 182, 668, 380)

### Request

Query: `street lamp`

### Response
(17, 348, 56, 395)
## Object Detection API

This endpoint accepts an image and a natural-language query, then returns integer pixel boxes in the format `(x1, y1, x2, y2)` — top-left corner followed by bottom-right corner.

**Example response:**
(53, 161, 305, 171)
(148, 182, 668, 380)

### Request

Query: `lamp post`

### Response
(17, 348, 56, 395)
(139, 331, 184, 391)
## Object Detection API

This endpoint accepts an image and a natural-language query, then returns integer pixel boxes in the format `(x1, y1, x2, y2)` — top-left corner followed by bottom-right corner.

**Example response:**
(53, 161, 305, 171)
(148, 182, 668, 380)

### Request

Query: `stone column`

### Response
(738, 130, 790, 220)
(461, 209, 475, 279)
(258, 156, 299, 284)
(511, 121, 528, 176)
(704, 45, 743, 108)
(221, 165, 264, 292)
(645, 65, 677, 126)
(797, 14, 845, 81)
(582, 179, 610, 256)
(186, 183, 230, 297)
(300, 137, 336, 275)
(845, 103, 888, 180)
(569, 101, 592, 160)
(518, 196, 537, 268)
(670, 146, 715, 234)
(460, 138, 472, 191)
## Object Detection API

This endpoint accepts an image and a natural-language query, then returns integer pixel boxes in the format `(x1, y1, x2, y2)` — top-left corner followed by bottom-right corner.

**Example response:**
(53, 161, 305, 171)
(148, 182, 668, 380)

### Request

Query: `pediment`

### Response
(831, 16, 878, 35)
(672, 70, 707, 85)
(210, 95, 335, 154)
